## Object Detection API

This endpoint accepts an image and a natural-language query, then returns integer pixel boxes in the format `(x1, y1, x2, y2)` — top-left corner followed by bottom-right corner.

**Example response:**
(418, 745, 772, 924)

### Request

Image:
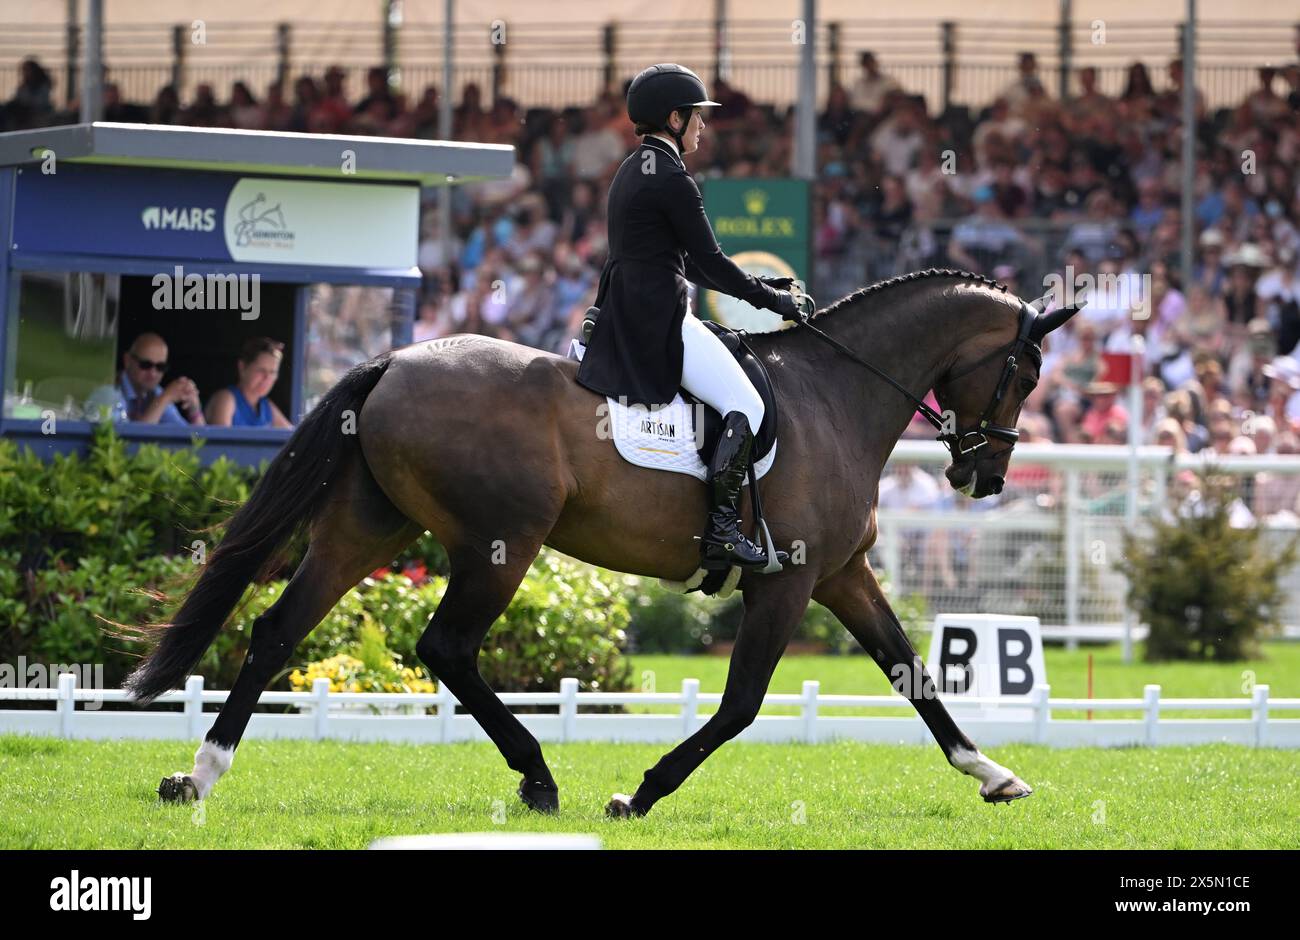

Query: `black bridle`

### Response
(791, 299, 1042, 464)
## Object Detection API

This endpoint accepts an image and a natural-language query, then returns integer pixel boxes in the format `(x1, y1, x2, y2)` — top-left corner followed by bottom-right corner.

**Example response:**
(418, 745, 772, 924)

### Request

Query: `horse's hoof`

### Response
(158, 772, 198, 803)
(981, 775, 1033, 804)
(605, 793, 645, 819)
(518, 779, 559, 814)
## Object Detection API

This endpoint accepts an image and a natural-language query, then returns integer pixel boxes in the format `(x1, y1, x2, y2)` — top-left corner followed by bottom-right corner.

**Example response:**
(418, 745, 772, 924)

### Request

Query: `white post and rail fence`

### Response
(1, 672, 1296, 748)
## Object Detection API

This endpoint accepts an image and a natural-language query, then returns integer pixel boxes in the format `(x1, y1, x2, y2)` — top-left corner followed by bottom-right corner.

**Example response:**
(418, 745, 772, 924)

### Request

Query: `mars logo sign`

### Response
(141, 205, 217, 232)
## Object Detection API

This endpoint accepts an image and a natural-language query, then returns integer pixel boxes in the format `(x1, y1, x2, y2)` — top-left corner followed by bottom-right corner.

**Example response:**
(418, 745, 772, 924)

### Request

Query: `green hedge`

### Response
(626, 575, 929, 655)
(1, 423, 635, 693)
(0, 423, 258, 685)
(3, 421, 922, 696)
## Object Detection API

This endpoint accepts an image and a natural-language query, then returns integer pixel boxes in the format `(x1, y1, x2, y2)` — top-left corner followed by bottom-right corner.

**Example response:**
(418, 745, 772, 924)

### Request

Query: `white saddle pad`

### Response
(569, 339, 777, 483)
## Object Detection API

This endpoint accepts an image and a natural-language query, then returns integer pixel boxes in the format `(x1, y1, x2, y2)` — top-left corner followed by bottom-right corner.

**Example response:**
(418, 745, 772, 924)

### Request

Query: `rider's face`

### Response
(674, 108, 705, 154)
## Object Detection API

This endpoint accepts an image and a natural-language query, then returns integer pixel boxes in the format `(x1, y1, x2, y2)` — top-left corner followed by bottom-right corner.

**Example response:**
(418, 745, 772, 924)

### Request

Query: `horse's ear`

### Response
(1029, 300, 1087, 342)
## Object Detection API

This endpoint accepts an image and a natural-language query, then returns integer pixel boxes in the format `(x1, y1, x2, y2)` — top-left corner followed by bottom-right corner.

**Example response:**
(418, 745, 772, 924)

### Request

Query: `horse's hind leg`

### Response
(158, 456, 422, 803)
(607, 573, 816, 818)
(812, 553, 1032, 804)
(414, 541, 560, 813)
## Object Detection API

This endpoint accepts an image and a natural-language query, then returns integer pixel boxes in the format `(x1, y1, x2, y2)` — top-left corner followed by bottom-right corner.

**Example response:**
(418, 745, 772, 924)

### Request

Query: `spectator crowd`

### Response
(4, 33, 1300, 485)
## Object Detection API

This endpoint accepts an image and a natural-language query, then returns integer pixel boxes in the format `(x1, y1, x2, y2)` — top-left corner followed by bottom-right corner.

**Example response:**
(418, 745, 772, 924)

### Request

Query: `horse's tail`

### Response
(123, 352, 396, 705)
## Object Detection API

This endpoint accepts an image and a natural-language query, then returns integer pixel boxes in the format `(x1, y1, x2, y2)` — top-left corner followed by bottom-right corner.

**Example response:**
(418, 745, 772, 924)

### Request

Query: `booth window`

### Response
(4, 270, 298, 426)
(4, 271, 121, 420)
(303, 284, 401, 412)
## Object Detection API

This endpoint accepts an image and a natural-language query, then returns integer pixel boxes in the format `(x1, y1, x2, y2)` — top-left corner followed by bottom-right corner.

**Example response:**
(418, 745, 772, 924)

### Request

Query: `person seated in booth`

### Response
(117, 332, 205, 426)
(204, 337, 294, 428)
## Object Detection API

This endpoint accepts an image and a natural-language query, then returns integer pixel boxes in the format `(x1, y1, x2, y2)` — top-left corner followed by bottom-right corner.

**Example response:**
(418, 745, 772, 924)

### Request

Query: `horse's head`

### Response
(933, 292, 1083, 498)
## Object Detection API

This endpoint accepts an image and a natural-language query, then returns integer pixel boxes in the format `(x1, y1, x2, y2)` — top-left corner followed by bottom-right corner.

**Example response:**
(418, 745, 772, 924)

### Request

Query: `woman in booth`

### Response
(205, 336, 295, 428)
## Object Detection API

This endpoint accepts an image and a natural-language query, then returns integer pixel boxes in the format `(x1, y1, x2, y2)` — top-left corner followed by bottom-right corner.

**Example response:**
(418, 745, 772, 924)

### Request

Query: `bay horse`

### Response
(128, 269, 1080, 817)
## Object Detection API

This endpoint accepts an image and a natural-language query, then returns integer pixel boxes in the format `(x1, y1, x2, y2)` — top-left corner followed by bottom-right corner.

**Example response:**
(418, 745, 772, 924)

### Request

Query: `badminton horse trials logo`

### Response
(233, 192, 294, 248)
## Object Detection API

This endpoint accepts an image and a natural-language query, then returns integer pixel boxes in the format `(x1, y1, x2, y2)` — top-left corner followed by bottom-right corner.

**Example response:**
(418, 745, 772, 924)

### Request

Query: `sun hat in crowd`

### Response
(1262, 355, 1300, 390)
(1224, 243, 1271, 269)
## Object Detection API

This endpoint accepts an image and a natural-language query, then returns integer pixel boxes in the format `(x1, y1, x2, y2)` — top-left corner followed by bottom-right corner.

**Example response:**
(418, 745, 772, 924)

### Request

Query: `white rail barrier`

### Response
(0, 673, 1297, 748)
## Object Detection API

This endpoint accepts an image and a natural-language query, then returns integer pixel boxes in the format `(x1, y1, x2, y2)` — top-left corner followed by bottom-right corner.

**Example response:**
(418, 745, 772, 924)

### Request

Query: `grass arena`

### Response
(3, 648, 1298, 849)
(1, 2, 1299, 879)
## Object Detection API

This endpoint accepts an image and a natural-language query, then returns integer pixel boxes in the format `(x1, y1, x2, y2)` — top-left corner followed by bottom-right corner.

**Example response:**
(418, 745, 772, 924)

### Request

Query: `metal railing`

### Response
(875, 441, 1300, 635)
(1, 18, 1292, 113)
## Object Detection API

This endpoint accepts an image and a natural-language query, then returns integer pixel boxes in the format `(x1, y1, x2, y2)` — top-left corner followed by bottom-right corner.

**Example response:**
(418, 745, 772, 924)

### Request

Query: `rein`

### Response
(782, 299, 1042, 461)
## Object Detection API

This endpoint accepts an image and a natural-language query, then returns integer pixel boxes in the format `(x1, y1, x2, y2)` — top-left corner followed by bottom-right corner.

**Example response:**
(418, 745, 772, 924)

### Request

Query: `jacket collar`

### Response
(640, 135, 685, 171)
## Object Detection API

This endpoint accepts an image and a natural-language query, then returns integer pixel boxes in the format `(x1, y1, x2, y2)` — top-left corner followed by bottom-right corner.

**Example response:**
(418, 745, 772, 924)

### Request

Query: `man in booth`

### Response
(116, 332, 205, 426)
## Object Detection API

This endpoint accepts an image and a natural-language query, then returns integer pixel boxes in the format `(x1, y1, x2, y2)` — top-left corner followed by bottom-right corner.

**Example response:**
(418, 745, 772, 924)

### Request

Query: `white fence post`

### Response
(1252, 684, 1270, 748)
(882, 518, 901, 585)
(1143, 684, 1160, 746)
(185, 675, 205, 739)
(436, 682, 455, 743)
(559, 678, 578, 742)
(1064, 468, 1081, 646)
(313, 678, 330, 740)
(681, 678, 699, 737)
(1032, 683, 1050, 744)
(802, 680, 819, 743)
(57, 671, 76, 738)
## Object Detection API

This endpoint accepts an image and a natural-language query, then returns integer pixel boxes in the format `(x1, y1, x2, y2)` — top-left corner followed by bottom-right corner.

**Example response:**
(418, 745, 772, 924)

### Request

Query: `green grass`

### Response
(626, 643, 1300, 719)
(1, 735, 1296, 849)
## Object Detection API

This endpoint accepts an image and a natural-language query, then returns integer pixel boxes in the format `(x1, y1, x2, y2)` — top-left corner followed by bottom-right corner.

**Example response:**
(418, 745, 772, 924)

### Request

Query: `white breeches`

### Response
(679, 310, 765, 431)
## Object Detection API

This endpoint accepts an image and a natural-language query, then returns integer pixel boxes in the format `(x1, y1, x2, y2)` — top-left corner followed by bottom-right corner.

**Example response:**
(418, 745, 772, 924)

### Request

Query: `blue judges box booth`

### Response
(0, 122, 513, 465)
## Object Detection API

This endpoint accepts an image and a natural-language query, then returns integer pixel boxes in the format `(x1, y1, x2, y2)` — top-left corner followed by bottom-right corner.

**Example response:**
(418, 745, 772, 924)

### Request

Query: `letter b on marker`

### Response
(938, 626, 976, 694)
(998, 627, 1033, 694)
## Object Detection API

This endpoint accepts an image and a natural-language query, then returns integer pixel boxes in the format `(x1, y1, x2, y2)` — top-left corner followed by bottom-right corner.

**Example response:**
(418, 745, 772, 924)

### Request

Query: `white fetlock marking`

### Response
(188, 740, 235, 799)
(949, 747, 1013, 786)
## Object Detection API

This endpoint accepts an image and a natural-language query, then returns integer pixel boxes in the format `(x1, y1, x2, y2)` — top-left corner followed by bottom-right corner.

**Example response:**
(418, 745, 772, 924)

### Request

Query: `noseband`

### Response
(794, 300, 1042, 464)
(934, 302, 1042, 461)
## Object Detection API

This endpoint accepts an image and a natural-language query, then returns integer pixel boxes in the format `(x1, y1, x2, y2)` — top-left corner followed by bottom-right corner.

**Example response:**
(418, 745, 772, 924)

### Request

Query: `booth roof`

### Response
(0, 122, 515, 186)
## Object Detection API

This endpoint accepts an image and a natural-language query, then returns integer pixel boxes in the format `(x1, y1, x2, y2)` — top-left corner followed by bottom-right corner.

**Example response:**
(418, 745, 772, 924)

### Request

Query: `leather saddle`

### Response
(581, 307, 778, 464)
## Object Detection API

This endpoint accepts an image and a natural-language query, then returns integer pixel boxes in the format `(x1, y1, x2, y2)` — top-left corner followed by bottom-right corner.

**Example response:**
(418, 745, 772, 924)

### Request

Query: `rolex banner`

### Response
(700, 178, 811, 332)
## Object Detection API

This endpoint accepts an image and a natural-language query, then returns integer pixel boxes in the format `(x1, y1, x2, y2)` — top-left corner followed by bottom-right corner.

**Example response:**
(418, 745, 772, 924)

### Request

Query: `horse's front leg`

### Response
(606, 573, 815, 818)
(812, 553, 1033, 804)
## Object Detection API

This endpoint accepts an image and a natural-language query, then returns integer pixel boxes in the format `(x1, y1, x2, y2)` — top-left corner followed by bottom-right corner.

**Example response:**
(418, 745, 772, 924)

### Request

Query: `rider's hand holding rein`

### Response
(755, 275, 808, 323)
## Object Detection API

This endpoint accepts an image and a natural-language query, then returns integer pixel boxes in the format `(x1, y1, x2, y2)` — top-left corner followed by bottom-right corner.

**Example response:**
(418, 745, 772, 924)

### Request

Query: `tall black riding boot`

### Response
(700, 411, 771, 571)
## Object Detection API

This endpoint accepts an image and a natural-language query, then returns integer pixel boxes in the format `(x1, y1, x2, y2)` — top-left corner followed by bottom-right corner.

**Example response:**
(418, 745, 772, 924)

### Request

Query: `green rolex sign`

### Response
(701, 178, 811, 332)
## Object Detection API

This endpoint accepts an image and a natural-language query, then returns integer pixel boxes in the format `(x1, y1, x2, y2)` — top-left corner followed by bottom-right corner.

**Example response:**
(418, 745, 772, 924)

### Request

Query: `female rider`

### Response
(575, 63, 803, 571)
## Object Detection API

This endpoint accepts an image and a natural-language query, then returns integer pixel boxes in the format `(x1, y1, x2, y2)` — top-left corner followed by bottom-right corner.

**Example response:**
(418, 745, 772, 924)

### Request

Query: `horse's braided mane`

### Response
(812, 268, 1009, 320)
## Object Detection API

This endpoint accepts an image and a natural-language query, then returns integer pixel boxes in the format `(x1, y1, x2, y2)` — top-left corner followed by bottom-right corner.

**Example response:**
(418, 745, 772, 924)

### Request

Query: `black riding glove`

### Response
(758, 275, 797, 291)
(771, 289, 804, 323)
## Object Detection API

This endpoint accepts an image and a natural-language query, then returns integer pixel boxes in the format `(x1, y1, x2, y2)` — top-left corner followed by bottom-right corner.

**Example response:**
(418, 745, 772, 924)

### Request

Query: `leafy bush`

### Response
(0, 421, 258, 573)
(1117, 467, 1300, 661)
(625, 584, 733, 653)
(476, 551, 633, 694)
(0, 423, 266, 685)
(625, 570, 929, 655)
(289, 624, 435, 695)
(227, 549, 634, 696)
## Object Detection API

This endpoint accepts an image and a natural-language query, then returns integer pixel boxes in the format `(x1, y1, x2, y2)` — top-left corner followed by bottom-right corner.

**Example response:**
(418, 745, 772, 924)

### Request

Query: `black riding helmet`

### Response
(626, 63, 721, 153)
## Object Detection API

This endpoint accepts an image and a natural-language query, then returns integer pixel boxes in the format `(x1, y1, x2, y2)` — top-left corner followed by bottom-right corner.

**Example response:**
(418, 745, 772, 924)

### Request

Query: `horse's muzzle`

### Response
(945, 463, 1003, 498)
